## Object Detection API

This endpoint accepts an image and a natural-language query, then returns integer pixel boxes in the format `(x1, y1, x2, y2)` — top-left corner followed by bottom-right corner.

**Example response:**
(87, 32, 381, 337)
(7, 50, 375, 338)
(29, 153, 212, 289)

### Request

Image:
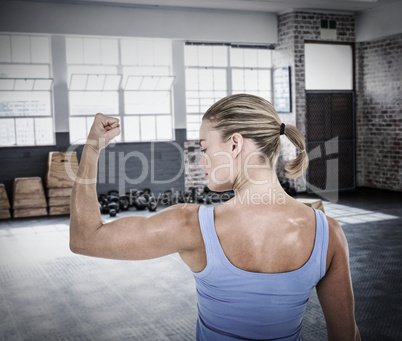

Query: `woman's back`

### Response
(193, 201, 329, 341)
(214, 198, 317, 274)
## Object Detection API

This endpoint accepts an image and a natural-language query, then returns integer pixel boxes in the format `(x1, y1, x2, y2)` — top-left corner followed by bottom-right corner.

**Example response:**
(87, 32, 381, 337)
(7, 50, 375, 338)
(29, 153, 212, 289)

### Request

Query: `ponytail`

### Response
(281, 124, 309, 178)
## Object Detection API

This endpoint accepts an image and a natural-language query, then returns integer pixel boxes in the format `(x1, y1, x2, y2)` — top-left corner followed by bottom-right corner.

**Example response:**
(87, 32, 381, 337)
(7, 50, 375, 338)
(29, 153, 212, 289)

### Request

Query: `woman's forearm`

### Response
(70, 144, 103, 251)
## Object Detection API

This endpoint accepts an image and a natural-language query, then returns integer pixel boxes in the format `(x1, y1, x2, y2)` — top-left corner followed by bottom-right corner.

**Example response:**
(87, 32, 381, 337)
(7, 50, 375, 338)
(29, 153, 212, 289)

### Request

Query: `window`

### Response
(66, 37, 121, 144)
(184, 44, 272, 140)
(0, 34, 54, 146)
(67, 37, 174, 144)
(121, 39, 174, 142)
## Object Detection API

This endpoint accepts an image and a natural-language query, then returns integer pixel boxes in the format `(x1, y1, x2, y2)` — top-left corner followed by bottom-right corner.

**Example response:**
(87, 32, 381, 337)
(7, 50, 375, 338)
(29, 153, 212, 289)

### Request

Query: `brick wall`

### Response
(184, 141, 207, 192)
(274, 11, 355, 193)
(273, 13, 299, 191)
(355, 34, 402, 191)
(291, 12, 355, 136)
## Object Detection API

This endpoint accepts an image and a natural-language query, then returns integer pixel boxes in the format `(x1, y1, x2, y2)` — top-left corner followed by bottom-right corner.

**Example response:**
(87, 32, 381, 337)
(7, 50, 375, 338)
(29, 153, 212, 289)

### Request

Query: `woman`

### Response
(70, 94, 360, 341)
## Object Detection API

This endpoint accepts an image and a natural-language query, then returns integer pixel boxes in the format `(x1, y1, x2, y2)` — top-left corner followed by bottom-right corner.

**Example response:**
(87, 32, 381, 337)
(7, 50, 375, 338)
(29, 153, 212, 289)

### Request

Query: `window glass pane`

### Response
(69, 91, 119, 116)
(198, 46, 213, 66)
(101, 39, 119, 65)
(186, 91, 199, 98)
(186, 98, 199, 107)
(154, 40, 171, 66)
(66, 37, 84, 64)
(230, 48, 243, 67)
(156, 115, 172, 140)
(213, 46, 228, 67)
(0, 64, 50, 78)
(244, 69, 258, 90)
(0, 118, 15, 145)
(124, 116, 140, 142)
(187, 106, 199, 114)
(31, 36, 50, 64)
(141, 76, 159, 90)
(69, 74, 87, 90)
(198, 69, 214, 91)
(185, 45, 198, 66)
(188, 122, 202, 131)
(214, 69, 227, 91)
(87, 74, 106, 90)
(232, 69, 244, 90)
(140, 116, 156, 140)
(11, 35, 30, 63)
(156, 76, 174, 91)
(69, 117, 87, 143)
(16, 118, 35, 145)
(244, 49, 258, 67)
(123, 66, 169, 76)
(187, 114, 202, 123)
(258, 70, 271, 91)
(214, 91, 227, 99)
(125, 91, 170, 114)
(185, 69, 199, 90)
(0, 35, 11, 62)
(125, 76, 142, 91)
(67, 66, 117, 85)
(137, 40, 154, 65)
(122, 66, 169, 89)
(34, 79, 53, 91)
(103, 75, 121, 90)
(0, 91, 51, 116)
(257, 49, 272, 68)
(34, 117, 53, 145)
(14, 79, 34, 91)
(0, 79, 14, 90)
(83, 38, 101, 64)
(199, 91, 214, 98)
(121, 39, 138, 65)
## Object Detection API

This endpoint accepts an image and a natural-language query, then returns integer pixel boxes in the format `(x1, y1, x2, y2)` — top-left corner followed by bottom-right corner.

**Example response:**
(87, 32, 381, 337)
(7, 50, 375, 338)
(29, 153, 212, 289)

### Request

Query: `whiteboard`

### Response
(305, 44, 353, 90)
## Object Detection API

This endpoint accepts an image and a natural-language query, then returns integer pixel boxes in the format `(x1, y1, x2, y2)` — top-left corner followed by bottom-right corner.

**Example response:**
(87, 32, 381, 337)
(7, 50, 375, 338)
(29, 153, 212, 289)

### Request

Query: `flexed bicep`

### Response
(70, 204, 202, 261)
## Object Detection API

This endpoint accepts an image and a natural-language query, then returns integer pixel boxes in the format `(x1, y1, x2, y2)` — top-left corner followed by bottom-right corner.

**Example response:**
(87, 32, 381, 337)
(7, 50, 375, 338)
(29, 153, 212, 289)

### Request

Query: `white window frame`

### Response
(0, 34, 55, 147)
(67, 36, 175, 144)
(184, 43, 273, 140)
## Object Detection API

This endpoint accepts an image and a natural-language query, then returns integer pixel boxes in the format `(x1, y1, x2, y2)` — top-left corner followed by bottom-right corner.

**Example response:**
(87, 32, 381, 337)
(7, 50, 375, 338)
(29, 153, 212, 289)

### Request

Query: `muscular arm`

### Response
(69, 114, 202, 264)
(316, 216, 360, 341)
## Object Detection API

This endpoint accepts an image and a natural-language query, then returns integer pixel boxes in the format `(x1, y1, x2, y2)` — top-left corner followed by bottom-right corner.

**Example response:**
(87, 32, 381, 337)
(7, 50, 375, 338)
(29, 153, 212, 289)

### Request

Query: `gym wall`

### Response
(355, 34, 402, 191)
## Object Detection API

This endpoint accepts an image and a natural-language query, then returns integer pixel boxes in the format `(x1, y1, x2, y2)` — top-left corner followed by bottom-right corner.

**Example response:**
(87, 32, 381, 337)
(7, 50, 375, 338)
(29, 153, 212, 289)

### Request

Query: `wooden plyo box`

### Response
(12, 177, 48, 218)
(49, 206, 70, 216)
(46, 187, 72, 215)
(46, 152, 78, 216)
(297, 198, 325, 213)
(46, 152, 79, 188)
(0, 184, 11, 219)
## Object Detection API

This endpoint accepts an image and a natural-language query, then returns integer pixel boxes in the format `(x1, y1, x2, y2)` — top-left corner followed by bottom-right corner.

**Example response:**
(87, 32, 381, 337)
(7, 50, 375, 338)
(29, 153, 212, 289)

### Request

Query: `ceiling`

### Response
(22, 0, 402, 14)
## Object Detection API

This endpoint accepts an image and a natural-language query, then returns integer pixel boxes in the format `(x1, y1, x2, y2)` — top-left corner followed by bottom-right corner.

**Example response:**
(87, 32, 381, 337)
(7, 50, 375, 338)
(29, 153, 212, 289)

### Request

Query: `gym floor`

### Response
(0, 187, 401, 341)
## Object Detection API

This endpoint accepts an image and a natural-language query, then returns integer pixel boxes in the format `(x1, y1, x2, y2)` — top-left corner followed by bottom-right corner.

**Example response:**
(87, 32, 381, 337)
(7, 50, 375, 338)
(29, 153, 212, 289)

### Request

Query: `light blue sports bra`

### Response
(192, 205, 329, 341)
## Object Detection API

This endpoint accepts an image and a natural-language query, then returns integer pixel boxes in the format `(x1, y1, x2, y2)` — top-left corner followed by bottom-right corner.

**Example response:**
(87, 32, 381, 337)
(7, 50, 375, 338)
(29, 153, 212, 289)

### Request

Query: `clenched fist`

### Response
(87, 113, 120, 153)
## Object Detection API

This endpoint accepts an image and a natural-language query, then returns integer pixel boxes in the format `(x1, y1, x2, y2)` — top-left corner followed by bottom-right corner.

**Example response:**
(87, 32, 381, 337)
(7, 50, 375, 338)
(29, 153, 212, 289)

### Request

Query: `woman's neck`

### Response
(232, 167, 289, 206)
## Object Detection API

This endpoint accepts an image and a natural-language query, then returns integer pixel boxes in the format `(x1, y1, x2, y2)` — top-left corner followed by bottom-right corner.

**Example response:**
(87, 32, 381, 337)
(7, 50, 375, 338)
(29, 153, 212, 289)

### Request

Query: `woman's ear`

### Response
(231, 133, 243, 158)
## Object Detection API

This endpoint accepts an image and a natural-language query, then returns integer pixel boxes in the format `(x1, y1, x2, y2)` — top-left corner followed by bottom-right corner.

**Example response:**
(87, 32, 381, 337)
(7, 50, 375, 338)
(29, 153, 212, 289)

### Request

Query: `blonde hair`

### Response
(202, 93, 308, 178)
